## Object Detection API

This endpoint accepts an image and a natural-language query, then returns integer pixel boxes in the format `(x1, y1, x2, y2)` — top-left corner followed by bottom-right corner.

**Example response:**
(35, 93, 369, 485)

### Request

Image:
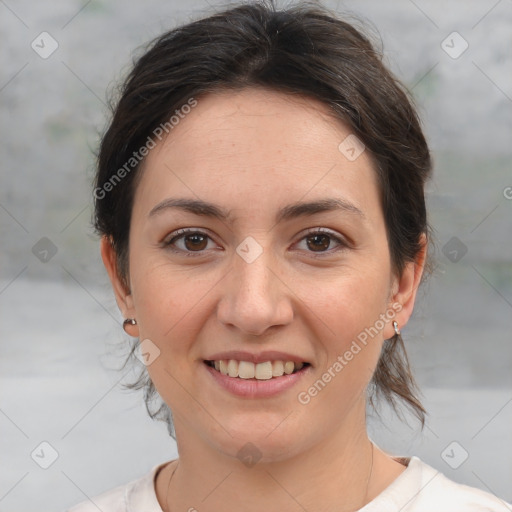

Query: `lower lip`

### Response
(203, 362, 311, 398)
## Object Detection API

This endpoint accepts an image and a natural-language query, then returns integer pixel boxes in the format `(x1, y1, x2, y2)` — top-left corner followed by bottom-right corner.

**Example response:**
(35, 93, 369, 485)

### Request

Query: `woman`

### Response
(69, 2, 511, 511)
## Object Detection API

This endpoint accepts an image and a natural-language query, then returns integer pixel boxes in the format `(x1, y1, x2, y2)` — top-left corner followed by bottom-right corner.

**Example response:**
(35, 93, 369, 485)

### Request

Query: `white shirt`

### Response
(66, 456, 511, 511)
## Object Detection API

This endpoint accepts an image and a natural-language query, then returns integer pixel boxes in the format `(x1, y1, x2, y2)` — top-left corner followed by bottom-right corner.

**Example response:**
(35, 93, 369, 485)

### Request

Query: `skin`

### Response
(101, 88, 427, 512)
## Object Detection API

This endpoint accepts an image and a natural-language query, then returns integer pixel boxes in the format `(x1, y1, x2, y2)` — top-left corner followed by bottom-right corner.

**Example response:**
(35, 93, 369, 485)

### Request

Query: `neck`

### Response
(156, 403, 405, 512)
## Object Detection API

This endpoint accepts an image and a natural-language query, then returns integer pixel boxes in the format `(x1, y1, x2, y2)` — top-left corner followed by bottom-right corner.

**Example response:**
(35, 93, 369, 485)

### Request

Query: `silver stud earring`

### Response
(393, 321, 400, 336)
(123, 318, 137, 334)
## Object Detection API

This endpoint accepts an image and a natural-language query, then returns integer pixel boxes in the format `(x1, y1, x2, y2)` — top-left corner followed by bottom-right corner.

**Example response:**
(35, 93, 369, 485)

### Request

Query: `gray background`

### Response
(1, 0, 511, 510)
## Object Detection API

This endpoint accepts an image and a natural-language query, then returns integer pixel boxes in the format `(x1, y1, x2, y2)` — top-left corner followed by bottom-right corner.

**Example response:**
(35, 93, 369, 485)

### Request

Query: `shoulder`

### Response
(65, 482, 127, 512)
(64, 462, 168, 512)
(363, 456, 512, 512)
(412, 458, 511, 511)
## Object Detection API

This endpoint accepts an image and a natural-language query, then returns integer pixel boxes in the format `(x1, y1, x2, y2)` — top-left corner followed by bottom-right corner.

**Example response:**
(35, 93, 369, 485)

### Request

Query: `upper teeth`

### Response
(212, 360, 304, 380)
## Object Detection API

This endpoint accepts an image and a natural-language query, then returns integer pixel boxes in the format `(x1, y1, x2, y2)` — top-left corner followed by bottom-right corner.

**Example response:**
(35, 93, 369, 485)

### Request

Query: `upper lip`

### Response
(204, 350, 310, 365)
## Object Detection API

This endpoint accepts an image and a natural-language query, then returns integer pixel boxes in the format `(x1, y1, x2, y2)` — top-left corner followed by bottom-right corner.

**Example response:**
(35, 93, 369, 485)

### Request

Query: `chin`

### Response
(206, 414, 310, 465)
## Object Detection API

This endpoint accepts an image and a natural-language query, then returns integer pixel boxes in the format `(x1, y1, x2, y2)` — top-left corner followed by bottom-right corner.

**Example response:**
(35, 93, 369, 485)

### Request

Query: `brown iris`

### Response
(306, 234, 330, 252)
(184, 233, 208, 251)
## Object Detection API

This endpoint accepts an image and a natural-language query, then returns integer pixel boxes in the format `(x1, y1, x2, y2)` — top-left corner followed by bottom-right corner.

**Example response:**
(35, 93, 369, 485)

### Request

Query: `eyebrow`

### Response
(148, 197, 365, 223)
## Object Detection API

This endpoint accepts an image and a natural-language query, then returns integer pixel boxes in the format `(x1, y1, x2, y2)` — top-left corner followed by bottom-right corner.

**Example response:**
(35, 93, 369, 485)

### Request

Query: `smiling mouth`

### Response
(204, 360, 310, 380)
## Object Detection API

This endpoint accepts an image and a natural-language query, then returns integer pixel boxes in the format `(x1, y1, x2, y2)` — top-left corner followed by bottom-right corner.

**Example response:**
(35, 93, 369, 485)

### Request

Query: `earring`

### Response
(393, 321, 401, 336)
(123, 318, 137, 334)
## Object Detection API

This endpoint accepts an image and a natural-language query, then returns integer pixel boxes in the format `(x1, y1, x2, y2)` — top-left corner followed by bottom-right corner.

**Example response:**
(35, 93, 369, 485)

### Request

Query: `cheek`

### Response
(129, 264, 209, 408)
(301, 265, 390, 337)
(129, 254, 221, 347)
(298, 266, 389, 386)
(133, 279, 188, 341)
(301, 291, 385, 417)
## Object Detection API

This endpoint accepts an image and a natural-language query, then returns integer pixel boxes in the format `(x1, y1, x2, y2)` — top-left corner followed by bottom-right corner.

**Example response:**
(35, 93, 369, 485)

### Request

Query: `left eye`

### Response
(163, 228, 345, 255)
(295, 230, 345, 253)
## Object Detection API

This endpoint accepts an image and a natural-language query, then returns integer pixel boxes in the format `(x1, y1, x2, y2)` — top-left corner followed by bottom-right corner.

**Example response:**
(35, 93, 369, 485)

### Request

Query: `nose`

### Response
(216, 248, 294, 336)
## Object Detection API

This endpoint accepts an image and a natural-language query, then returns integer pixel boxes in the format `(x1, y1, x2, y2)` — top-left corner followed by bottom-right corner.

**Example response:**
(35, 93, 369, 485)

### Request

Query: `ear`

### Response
(383, 233, 428, 339)
(100, 236, 139, 337)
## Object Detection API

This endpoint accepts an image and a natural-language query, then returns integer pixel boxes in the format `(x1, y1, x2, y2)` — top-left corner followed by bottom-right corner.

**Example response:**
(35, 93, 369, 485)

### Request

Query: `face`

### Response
(103, 88, 422, 462)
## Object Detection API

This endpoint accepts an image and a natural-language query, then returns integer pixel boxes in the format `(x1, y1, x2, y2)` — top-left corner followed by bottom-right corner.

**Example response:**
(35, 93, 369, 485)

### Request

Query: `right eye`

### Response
(163, 228, 220, 256)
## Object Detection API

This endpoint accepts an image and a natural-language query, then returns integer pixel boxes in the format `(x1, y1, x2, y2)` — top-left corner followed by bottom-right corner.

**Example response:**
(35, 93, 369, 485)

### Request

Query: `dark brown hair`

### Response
(94, 1, 431, 436)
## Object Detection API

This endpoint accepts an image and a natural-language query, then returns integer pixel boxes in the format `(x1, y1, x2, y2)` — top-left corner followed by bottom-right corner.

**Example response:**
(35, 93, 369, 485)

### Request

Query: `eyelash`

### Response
(162, 227, 348, 258)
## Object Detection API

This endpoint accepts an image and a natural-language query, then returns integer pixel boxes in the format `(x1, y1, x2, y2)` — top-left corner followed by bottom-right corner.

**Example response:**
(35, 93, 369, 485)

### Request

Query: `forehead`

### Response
(159, 88, 353, 161)
(134, 87, 381, 222)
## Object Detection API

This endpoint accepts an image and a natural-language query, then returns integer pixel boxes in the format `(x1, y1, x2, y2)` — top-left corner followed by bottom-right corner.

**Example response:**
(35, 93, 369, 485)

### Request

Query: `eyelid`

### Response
(162, 227, 222, 256)
(163, 227, 213, 244)
(302, 227, 341, 238)
(294, 227, 349, 254)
